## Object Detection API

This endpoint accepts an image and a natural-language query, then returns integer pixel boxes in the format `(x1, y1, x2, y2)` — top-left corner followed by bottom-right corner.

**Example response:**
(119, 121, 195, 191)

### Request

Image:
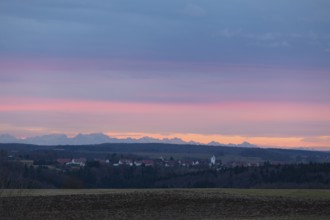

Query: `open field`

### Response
(1, 189, 330, 219)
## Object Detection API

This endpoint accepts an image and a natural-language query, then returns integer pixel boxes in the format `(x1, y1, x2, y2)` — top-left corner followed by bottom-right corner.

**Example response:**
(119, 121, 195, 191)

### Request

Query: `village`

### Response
(9, 153, 263, 172)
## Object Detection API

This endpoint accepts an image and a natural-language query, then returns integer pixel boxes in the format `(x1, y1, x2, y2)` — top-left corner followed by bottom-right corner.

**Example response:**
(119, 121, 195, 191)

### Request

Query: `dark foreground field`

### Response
(1, 189, 330, 220)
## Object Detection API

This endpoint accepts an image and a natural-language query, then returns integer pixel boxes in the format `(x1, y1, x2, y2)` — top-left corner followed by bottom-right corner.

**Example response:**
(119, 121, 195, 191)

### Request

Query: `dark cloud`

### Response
(0, 0, 329, 67)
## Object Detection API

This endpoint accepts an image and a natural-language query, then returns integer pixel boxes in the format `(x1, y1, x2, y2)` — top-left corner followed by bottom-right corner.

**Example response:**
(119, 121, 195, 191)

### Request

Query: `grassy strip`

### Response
(1, 188, 330, 200)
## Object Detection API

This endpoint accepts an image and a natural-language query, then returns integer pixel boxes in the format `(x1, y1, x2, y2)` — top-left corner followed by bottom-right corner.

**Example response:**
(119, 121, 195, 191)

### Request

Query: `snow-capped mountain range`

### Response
(0, 133, 259, 148)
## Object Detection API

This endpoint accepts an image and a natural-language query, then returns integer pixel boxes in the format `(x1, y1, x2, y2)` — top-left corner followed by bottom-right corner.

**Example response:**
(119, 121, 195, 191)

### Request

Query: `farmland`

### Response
(1, 189, 330, 219)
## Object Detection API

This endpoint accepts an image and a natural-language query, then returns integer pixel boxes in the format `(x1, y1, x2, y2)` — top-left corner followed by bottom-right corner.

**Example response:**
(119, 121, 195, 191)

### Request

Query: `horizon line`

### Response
(1, 132, 330, 151)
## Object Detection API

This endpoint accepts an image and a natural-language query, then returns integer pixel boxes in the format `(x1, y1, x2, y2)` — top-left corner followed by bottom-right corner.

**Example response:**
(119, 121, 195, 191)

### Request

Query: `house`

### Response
(181, 160, 192, 167)
(154, 158, 164, 166)
(134, 161, 143, 166)
(57, 158, 71, 165)
(118, 159, 133, 166)
(66, 158, 86, 167)
(165, 160, 176, 167)
(142, 160, 154, 167)
(192, 160, 200, 166)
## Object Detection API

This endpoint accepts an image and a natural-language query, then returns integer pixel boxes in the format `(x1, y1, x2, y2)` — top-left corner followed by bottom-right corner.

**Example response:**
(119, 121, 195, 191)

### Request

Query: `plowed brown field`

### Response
(1, 189, 330, 220)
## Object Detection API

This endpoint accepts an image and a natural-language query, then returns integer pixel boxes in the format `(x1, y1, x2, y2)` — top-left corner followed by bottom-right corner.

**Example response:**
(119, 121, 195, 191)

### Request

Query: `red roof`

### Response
(57, 158, 71, 164)
(142, 160, 154, 165)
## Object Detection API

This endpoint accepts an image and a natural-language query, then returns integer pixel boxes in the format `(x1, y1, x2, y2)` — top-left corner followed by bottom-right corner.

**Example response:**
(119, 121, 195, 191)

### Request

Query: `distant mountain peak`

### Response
(208, 141, 222, 146)
(238, 141, 259, 148)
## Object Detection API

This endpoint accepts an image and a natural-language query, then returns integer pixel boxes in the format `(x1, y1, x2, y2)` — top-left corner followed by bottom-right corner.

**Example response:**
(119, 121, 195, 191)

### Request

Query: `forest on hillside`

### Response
(1, 149, 330, 189)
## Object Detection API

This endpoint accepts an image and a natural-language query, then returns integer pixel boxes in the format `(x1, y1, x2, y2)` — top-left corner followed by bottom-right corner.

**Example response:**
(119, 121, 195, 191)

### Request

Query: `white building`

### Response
(66, 158, 86, 167)
(210, 155, 216, 167)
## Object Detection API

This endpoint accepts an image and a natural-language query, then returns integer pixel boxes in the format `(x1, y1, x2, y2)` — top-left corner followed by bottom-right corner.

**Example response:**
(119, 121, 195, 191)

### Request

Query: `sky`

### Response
(1, 0, 330, 148)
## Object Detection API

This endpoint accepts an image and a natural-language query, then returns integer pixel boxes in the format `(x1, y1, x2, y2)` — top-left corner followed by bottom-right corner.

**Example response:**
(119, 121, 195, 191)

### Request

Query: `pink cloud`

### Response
(1, 97, 329, 122)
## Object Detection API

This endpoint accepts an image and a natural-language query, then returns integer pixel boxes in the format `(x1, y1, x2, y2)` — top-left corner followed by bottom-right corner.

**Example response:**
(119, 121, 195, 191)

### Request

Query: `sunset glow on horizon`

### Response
(1, 0, 330, 149)
(1, 95, 330, 148)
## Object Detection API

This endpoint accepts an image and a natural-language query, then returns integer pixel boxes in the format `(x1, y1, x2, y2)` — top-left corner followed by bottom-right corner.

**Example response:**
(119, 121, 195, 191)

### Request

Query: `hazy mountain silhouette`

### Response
(0, 133, 258, 147)
(0, 134, 18, 143)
